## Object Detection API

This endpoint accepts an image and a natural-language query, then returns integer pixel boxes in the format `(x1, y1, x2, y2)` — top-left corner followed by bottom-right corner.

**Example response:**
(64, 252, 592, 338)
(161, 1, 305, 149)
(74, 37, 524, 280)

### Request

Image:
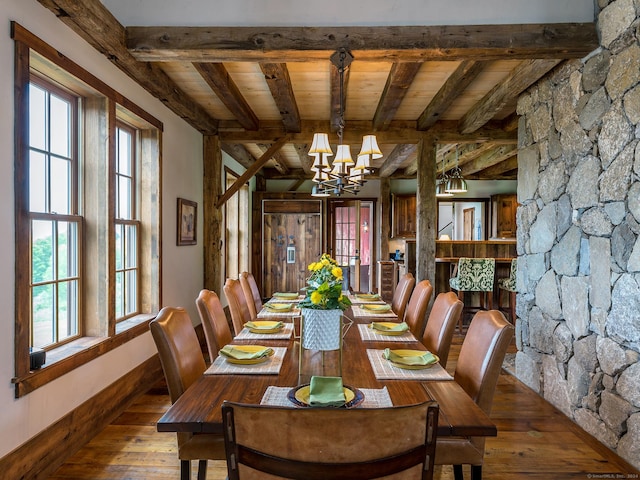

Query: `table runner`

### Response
(205, 347, 287, 375)
(235, 323, 294, 340)
(260, 385, 393, 408)
(351, 305, 398, 319)
(366, 349, 453, 381)
(257, 307, 301, 319)
(357, 324, 418, 343)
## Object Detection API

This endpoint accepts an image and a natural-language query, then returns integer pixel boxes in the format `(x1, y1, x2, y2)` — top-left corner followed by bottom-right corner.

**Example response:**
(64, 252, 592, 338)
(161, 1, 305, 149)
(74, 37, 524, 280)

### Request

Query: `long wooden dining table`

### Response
(156, 306, 497, 439)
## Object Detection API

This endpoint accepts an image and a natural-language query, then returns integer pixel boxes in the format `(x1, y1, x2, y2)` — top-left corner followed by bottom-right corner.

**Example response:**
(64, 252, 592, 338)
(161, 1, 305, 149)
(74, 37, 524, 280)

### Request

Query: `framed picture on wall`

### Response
(177, 198, 197, 246)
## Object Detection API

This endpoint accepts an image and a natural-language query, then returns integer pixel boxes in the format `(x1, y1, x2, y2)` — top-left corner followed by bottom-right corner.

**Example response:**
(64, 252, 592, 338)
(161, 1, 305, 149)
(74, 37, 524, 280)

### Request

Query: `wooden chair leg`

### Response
(453, 464, 464, 480)
(197, 459, 208, 480)
(180, 460, 191, 480)
(471, 465, 482, 480)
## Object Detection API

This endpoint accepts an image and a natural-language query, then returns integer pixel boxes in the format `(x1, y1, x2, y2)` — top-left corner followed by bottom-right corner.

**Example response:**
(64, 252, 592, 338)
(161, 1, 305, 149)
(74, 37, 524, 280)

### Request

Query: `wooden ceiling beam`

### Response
(221, 142, 256, 170)
(218, 120, 517, 144)
(330, 61, 350, 133)
(460, 145, 518, 175)
(417, 60, 486, 130)
(294, 143, 314, 175)
(259, 63, 301, 133)
(193, 62, 259, 130)
(37, 0, 219, 134)
(373, 62, 422, 131)
(378, 144, 417, 178)
(217, 136, 290, 208)
(467, 154, 518, 179)
(126, 23, 598, 62)
(257, 143, 290, 174)
(458, 58, 561, 134)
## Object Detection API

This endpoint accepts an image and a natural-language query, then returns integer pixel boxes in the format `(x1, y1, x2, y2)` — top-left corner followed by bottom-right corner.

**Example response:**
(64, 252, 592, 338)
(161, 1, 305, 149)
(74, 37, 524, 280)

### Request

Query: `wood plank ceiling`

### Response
(38, 1, 599, 186)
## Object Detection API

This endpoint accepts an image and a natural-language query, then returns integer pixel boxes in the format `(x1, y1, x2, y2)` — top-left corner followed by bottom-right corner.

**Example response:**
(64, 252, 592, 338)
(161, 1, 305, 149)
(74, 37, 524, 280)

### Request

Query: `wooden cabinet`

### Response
(392, 194, 417, 238)
(377, 261, 397, 302)
(491, 194, 518, 238)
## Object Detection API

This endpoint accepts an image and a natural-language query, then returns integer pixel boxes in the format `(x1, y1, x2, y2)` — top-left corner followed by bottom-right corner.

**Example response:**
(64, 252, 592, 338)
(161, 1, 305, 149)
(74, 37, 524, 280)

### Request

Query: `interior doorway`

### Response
(328, 199, 374, 293)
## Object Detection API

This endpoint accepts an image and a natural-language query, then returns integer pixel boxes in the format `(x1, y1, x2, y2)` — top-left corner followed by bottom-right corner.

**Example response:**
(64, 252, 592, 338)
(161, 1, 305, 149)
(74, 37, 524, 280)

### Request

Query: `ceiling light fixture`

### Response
(445, 146, 468, 193)
(436, 154, 454, 198)
(310, 48, 382, 197)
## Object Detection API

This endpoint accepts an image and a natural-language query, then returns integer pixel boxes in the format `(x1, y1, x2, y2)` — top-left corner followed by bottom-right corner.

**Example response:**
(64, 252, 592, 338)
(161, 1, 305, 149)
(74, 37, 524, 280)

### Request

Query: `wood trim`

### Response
(0, 355, 163, 479)
(216, 136, 289, 208)
(11, 22, 163, 131)
(14, 36, 31, 382)
(126, 23, 598, 62)
(13, 320, 153, 397)
(35, 0, 215, 133)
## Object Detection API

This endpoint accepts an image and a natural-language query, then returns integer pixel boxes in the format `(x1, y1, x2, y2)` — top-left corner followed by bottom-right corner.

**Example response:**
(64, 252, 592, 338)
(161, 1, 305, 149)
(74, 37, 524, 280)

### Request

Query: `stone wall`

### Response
(515, 0, 640, 469)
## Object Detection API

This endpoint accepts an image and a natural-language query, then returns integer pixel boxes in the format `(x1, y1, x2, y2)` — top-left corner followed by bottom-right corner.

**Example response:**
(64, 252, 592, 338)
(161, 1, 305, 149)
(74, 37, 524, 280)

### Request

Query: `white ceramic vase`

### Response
(301, 308, 342, 351)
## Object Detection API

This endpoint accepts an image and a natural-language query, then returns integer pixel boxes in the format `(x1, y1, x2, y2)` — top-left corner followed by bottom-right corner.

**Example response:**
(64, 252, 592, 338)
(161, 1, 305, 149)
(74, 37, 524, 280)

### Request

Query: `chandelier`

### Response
(445, 146, 468, 194)
(310, 48, 382, 197)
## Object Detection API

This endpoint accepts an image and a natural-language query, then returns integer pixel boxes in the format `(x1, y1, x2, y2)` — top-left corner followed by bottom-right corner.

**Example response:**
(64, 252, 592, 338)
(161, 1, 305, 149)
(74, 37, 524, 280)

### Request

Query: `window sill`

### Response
(13, 313, 157, 398)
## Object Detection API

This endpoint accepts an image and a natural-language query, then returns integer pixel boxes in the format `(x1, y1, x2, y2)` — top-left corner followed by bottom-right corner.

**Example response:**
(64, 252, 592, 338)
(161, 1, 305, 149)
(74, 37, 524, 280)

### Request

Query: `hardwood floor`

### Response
(50, 334, 639, 480)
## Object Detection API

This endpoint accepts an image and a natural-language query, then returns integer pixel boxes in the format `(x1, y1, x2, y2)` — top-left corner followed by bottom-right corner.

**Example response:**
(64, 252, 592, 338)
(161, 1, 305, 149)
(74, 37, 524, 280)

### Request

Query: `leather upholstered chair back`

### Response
(239, 271, 262, 319)
(422, 292, 463, 368)
(195, 289, 233, 361)
(392, 272, 416, 322)
(404, 280, 433, 338)
(222, 401, 439, 480)
(150, 306, 226, 479)
(223, 278, 253, 336)
(150, 306, 206, 404)
(455, 309, 514, 414)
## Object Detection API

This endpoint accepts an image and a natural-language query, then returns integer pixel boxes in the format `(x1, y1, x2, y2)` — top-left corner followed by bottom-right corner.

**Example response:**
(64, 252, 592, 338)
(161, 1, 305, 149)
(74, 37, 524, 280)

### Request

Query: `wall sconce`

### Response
(362, 221, 369, 232)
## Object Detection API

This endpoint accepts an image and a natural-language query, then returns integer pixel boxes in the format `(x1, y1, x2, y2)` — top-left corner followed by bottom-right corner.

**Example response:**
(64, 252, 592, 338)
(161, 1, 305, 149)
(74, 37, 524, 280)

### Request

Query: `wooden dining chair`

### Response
(223, 278, 254, 336)
(404, 279, 433, 338)
(449, 258, 496, 332)
(222, 401, 439, 480)
(149, 307, 226, 480)
(434, 309, 514, 480)
(195, 289, 233, 362)
(422, 292, 463, 368)
(239, 271, 262, 319)
(392, 272, 415, 322)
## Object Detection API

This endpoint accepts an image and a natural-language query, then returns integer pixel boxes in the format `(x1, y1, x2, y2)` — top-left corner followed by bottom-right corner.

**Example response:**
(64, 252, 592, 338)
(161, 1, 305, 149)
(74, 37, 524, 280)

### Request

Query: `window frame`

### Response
(114, 121, 141, 322)
(27, 76, 83, 348)
(224, 167, 250, 281)
(12, 23, 163, 397)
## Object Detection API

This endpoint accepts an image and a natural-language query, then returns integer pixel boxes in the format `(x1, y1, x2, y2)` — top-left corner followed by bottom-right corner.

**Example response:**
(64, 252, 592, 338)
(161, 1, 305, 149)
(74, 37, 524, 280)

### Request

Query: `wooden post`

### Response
(203, 135, 223, 293)
(379, 176, 391, 267)
(416, 135, 437, 285)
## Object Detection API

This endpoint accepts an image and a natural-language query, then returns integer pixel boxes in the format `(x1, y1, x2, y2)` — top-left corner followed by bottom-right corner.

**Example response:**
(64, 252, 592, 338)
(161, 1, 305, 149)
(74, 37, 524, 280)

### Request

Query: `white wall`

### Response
(0, 0, 204, 458)
(102, 0, 595, 26)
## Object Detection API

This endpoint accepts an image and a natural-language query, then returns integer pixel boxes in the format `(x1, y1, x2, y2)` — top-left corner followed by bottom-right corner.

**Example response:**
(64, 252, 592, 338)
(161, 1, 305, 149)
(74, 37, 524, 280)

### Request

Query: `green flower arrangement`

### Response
(299, 253, 352, 311)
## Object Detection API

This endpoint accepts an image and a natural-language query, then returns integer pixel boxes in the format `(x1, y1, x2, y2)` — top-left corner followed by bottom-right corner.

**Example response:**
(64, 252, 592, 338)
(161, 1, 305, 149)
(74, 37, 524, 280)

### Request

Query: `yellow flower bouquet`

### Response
(299, 253, 352, 311)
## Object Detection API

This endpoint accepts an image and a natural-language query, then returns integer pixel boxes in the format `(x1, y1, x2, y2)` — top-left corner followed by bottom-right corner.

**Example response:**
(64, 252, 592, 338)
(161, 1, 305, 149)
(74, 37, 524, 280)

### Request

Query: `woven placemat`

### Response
(260, 385, 393, 408)
(357, 324, 418, 342)
(205, 347, 287, 375)
(366, 349, 453, 381)
(235, 323, 293, 340)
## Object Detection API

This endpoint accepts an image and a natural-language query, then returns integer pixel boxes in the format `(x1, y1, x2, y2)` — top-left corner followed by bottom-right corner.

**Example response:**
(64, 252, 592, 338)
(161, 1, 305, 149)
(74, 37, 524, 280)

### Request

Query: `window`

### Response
(224, 168, 250, 280)
(28, 79, 81, 348)
(13, 24, 162, 396)
(114, 123, 140, 321)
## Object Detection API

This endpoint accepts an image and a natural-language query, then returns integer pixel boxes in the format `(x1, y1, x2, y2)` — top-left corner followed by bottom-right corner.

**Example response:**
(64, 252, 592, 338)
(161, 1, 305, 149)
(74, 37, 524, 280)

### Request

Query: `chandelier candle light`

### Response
(310, 48, 383, 197)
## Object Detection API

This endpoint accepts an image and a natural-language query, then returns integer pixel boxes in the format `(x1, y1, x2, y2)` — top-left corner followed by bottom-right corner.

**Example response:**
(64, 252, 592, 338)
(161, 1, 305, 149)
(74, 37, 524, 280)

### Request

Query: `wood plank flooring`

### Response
(50, 334, 639, 480)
